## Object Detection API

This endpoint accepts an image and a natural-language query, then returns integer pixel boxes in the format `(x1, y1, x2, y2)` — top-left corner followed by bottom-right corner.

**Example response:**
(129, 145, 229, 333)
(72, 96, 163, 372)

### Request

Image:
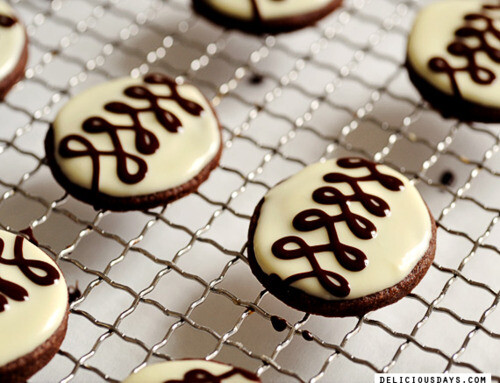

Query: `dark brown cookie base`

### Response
(44, 112, 223, 212)
(193, 0, 343, 35)
(406, 58, 500, 123)
(247, 198, 437, 317)
(0, 306, 69, 383)
(0, 31, 28, 100)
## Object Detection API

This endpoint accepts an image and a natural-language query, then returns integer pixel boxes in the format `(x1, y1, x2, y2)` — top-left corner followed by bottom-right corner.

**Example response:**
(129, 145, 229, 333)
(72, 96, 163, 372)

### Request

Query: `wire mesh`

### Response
(1, 0, 499, 381)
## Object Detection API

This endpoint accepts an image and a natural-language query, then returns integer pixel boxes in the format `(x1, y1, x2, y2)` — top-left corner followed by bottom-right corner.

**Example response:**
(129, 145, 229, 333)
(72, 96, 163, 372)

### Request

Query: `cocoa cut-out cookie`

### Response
(0, 229, 69, 382)
(122, 360, 261, 383)
(407, 0, 500, 122)
(193, 0, 343, 34)
(247, 158, 436, 317)
(0, 1, 28, 99)
(45, 73, 223, 211)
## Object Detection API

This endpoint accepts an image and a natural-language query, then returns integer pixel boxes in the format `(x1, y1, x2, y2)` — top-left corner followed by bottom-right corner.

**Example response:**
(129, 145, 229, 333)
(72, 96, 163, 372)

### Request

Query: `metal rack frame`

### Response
(1, 0, 499, 381)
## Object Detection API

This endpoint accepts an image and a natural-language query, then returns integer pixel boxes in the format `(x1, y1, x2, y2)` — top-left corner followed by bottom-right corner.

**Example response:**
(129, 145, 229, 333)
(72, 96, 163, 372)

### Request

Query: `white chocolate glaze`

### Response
(0, 1, 25, 82)
(123, 360, 260, 383)
(52, 75, 221, 198)
(252, 158, 432, 300)
(201, 0, 334, 21)
(0, 230, 68, 366)
(407, 0, 500, 107)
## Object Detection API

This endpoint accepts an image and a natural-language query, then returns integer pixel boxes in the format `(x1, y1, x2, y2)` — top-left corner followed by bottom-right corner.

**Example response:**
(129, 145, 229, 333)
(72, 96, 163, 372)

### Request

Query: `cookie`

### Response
(0, 229, 69, 382)
(0, 1, 28, 99)
(193, 0, 343, 34)
(407, 0, 500, 122)
(45, 73, 223, 211)
(123, 360, 261, 383)
(247, 158, 436, 317)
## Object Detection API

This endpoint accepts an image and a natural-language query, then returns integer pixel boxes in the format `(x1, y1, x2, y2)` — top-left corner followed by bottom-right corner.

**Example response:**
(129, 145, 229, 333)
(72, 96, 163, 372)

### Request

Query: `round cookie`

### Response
(45, 73, 223, 211)
(407, 0, 500, 122)
(123, 360, 261, 383)
(0, 229, 69, 382)
(193, 0, 343, 34)
(247, 157, 436, 317)
(0, 1, 28, 99)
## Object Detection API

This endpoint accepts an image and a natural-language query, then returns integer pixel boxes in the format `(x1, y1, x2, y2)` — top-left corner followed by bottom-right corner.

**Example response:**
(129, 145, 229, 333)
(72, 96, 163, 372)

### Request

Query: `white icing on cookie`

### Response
(252, 158, 432, 301)
(407, 0, 500, 107)
(52, 74, 221, 198)
(0, 1, 26, 82)
(123, 360, 260, 383)
(0, 230, 68, 366)
(201, 0, 334, 21)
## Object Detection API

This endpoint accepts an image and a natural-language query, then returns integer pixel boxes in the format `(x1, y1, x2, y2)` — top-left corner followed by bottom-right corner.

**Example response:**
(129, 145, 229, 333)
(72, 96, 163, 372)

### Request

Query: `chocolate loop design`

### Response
(58, 74, 206, 192)
(428, 4, 500, 97)
(59, 133, 148, 191)
(286, 207, 369, 271)
(270, 158, 404, 297)
(312, 187, 377, 239)
(335, 157, 404, 191)
(143, 73, 204, 118)
(0, 14, 16, 27)
(272, 234, 353, 297)
(0, 236, 60, 313)
(164, 367, 260, 383)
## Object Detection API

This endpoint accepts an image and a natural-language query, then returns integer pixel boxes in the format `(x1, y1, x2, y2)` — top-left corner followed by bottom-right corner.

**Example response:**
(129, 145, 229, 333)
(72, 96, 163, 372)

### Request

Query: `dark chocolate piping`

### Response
(271, 158, 404, 298)
(428, 5, 500, 98)
(0, 236, 60, 313)
(163, 366, 260, 383)
(0, 14, 17, 28)
(58, 73, 204, 192)
(250, 0, 286, 22)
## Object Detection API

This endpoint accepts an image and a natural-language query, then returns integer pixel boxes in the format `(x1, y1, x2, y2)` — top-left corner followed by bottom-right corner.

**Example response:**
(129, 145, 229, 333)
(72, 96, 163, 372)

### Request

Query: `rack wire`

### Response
(1, 0, 499, 381)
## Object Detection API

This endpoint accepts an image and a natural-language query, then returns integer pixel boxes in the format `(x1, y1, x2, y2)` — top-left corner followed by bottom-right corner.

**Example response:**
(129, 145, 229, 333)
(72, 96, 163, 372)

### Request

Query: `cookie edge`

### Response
(0, 29, 28, 100)
(0, 304, 69, 382)
(44, 80, 224, 212)
(193, 0, 343, 34)
(406, 58, 500, 123)
(247, 195, 437, 317)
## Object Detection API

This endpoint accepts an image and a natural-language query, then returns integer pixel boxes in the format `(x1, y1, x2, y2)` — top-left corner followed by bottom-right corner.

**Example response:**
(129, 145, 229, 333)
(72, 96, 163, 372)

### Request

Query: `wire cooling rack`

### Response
(1, 0, 499, 381)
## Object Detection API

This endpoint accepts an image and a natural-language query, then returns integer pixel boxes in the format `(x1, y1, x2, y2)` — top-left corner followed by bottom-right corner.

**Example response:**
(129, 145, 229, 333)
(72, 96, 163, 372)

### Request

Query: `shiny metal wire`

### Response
(1, 0, 499, 381)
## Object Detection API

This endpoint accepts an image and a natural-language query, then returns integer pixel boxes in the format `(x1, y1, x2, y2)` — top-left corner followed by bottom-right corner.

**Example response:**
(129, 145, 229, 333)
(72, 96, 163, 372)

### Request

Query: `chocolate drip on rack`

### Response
(164, 366, 260, 383)
(428, 4, 500, 98)
(0, 14, 17, 28)
(59, 74, 204, 192)
(0, 236, 60, 313)
(271, 158, 404, 298)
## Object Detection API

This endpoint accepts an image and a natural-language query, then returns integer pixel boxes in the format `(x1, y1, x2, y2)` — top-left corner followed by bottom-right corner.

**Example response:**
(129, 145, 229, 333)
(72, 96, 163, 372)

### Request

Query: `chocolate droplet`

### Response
(68, 282, 82, 304)
(270, 315, 287, 332)
(440, 170, 455, 186)
(249, 74, 264, 85)
(302, 330, 314, 342)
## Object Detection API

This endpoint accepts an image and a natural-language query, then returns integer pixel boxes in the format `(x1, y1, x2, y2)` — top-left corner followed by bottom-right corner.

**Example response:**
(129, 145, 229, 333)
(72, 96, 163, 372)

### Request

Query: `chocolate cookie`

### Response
(193, 0, 343, 34)
(45, 73, 223, 211)
(0, 1, 28, 99)
(247, 158, 436, 317)
(123, 360, 261, 383)
(0, 229, 69, 382)
(407, 0, 500, 122)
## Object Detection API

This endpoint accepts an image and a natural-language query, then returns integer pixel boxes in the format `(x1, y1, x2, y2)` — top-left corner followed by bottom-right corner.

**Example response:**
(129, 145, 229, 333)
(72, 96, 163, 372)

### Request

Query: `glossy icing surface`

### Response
(0, 229, 67, 366)
(201, 0, 334, 21)
(123, 360, 260, 383)
(408, 0, 500, 107)
(253, 158, 432, 301)
(52, 75, 221, 198)
(0, 1, 25, 82)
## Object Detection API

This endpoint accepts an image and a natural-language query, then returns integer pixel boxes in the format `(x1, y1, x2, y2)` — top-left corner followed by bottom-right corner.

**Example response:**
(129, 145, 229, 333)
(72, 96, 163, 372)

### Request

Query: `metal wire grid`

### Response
(0, 0, 499, 381)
